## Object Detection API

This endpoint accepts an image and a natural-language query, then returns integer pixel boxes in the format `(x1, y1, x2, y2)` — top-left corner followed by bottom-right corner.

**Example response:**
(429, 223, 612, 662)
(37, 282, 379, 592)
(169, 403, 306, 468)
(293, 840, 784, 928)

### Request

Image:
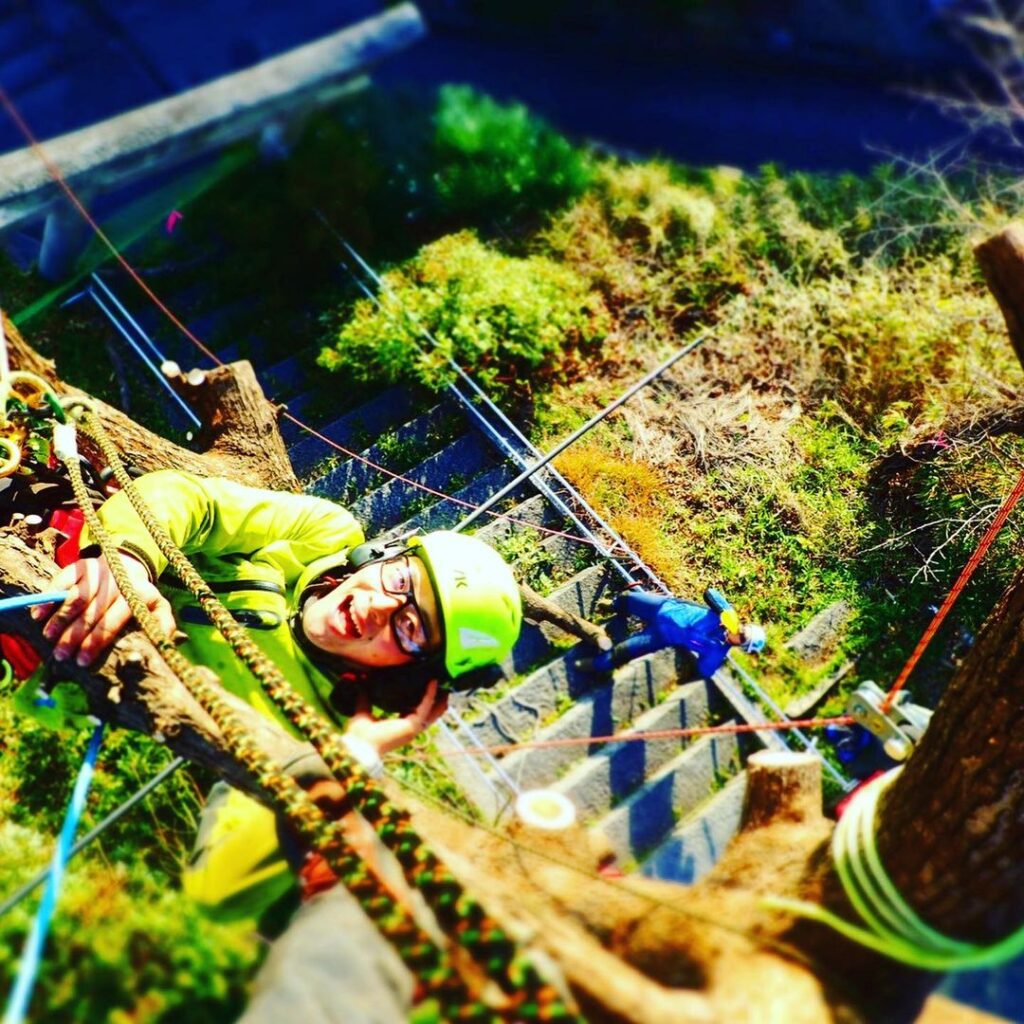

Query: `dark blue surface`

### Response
(375, 28, 968, 174)
(0, 0, 382, 155)
(0, 0, 973, 174)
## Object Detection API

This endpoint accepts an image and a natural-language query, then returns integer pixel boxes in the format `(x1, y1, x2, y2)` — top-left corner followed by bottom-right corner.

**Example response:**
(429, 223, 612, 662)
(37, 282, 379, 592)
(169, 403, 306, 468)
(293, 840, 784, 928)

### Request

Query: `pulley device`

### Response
(846, 680, 933, 762)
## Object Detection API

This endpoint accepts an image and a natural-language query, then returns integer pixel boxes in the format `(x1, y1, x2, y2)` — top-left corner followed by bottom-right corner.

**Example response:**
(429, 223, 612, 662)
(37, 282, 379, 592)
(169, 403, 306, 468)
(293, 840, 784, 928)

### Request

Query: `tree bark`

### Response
(740, 751, 823, 830)
(519, 579, 611, 648)
(975, 223, 1024, 370)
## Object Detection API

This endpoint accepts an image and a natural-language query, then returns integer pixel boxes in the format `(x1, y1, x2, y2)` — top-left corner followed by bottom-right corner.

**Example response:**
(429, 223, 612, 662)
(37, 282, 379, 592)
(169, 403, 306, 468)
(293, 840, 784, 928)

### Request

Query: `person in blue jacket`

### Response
(573, 587, 765, 678)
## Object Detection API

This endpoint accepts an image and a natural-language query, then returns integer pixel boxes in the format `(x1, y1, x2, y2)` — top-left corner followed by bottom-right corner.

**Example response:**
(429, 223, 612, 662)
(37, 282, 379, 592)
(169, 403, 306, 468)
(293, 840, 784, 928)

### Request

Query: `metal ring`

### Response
(0, 437, 22, 478)
(6, 371, 58, 410)
(58, 395, 99, 421)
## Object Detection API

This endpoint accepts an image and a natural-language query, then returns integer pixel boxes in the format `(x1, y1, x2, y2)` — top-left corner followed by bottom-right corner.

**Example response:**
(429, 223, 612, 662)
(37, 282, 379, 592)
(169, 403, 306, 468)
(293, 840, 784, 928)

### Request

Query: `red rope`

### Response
(883, 466, 1024, 711)
(426, 715, 855, 758)
(0, 85, 620, 553)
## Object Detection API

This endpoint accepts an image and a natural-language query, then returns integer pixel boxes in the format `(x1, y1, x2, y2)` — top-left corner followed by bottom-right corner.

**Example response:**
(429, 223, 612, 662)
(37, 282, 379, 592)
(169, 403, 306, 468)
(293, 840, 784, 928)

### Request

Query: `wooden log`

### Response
(4, 312, 298, 491)
(0, 5, 425, 232)
(740, 751, 823, 830)
(518, 581, 611, 649)
(974, 223, 1024, 372)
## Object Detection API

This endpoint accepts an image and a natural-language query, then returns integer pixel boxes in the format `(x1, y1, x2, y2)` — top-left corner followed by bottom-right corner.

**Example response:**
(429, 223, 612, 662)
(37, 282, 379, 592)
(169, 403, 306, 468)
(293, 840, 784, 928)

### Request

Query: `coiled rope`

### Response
(762, 768, 1024, 970)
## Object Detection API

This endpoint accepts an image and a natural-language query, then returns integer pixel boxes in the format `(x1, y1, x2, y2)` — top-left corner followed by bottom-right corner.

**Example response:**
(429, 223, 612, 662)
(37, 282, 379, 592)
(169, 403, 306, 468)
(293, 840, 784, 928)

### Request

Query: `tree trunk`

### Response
(975, 224, 1024, 370)
(3, 312, 298, 490)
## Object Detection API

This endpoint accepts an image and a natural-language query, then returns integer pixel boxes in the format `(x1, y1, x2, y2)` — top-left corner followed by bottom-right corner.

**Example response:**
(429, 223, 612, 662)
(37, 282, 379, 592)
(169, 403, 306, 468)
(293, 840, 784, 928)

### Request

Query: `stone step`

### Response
(120, 283, 216, 369)
(457, 643, 690, 753)
(378, 464, 523, 541)
(302, 403, 453, 498)
(475, 493, 556, 547)
(343, 432, 494, 536)
(286, 386, 422, 477)
(594, 730, 741, 866)
(639, 772, 748, 884)
(490, 653, 694, 793)
(554, 681, 712, 822)
(216, 331, 273, 368)
(535, 529, 599, 592)
(256, 352, 311, 403)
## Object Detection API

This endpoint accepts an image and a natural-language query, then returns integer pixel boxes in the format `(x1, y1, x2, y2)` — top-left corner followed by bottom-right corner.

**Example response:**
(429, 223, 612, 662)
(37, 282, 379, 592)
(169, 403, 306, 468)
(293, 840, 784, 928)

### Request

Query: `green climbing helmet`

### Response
(409, 531, 522, 678)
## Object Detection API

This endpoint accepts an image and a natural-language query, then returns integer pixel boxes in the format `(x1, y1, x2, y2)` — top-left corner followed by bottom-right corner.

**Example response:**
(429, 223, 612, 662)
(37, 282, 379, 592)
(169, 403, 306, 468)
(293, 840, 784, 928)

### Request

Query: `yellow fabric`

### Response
(183, 785, 293, 922)
(82, 469, 365, 736)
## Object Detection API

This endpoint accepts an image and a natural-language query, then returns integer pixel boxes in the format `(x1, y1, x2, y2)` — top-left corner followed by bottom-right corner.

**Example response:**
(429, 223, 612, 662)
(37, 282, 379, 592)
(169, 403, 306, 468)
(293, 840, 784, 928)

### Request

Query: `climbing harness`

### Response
(762, 768, 1024, 970)
(75, 409, 579, 1022)
(2, 722, 105, 1024)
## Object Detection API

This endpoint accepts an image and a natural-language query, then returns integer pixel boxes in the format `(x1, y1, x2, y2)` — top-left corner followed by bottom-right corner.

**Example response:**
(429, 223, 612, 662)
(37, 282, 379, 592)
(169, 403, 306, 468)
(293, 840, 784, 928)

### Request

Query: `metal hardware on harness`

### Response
(846, 681, 933, 762)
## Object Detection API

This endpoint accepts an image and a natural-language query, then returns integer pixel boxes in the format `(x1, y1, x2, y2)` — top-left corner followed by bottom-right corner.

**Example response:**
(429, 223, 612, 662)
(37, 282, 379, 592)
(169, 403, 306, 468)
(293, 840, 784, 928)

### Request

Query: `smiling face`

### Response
(300, 554, 441, 669)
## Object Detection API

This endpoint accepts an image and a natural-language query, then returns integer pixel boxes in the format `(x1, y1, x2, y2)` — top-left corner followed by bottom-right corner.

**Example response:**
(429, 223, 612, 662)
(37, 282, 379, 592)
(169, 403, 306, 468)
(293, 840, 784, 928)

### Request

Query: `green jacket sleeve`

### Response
(83, 470, 365, 585)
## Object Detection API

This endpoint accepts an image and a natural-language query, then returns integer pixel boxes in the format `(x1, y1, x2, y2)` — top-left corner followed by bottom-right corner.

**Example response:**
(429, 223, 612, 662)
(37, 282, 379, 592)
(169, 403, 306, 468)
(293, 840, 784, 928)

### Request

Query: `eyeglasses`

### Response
(379, 555, 433, 658)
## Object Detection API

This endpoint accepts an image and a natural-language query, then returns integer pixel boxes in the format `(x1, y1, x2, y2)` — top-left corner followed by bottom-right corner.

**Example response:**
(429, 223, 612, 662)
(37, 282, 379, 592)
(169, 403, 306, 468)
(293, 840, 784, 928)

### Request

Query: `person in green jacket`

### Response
(30, 468, 523, 921)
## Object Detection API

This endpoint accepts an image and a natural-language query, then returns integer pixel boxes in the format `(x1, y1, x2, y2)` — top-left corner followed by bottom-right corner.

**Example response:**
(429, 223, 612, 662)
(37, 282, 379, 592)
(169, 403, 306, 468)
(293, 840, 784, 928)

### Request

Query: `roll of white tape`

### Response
(514, 789, 577, 831)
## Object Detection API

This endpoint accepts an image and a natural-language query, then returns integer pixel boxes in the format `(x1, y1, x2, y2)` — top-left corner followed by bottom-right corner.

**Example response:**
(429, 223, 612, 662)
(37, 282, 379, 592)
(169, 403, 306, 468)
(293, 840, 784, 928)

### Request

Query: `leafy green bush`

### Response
(0, 823, 260, 1023)
(0, 699, 206, 882)
(433, 86, 596, 222)
(599, 162, 718, 253)
(320, 230, 611, 397)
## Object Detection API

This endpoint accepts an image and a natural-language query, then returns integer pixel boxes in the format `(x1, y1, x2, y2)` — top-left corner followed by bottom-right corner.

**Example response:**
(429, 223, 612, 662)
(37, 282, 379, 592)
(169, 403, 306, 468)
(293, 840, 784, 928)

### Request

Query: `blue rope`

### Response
(0, 591, 69, 613)
(3, 722, 105, 1024)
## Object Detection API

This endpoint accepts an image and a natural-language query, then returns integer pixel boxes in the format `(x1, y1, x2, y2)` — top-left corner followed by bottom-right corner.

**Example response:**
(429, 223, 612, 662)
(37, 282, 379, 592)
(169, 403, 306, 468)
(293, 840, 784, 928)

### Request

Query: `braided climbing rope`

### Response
(56, 424, 489, 1022)
(79, 411, 578, 1023)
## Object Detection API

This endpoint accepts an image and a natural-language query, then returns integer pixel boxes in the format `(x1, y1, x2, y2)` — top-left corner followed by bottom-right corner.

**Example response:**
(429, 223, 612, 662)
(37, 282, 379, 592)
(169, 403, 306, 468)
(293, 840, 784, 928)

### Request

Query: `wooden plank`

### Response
(0, 4, 425, 229)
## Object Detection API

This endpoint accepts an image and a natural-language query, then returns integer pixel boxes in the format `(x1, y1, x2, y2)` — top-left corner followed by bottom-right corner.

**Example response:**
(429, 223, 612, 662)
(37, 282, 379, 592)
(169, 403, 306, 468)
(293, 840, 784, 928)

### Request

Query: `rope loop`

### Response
(0, 437, 21, 479)
(763, 769, 1024, 970)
